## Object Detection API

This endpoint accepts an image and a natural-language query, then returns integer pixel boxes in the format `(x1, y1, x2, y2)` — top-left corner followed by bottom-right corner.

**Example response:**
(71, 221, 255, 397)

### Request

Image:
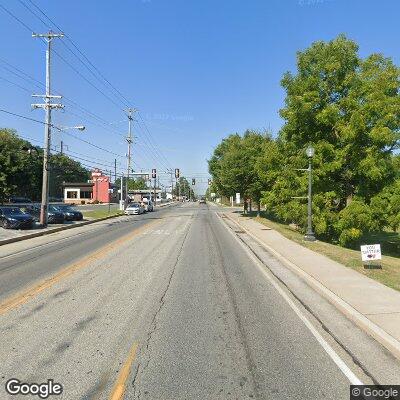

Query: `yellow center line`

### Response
(109, 342, 139, 400)
(0, 218, 162, 316)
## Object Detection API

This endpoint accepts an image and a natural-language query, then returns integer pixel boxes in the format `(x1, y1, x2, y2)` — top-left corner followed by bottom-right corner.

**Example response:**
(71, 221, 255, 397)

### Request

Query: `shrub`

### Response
(336, 200, 374, 246)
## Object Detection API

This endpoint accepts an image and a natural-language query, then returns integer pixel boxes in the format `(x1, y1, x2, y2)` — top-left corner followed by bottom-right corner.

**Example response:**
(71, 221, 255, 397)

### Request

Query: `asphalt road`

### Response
(0, 203, 395, 399)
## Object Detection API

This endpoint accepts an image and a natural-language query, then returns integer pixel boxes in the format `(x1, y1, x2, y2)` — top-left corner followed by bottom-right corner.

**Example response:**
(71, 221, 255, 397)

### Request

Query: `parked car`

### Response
(142, 200, 154, 212)
(49, 197, 64, 203)
(0, 207, 34, 229)
(52, 204, 83, 221)
(24, 205, 65, 224)
(125, 203, 144, 215)
(8, 196, 32, 204)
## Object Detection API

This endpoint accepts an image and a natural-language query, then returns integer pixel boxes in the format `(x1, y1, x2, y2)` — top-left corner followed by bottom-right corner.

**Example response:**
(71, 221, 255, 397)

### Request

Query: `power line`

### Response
(1, 2, 174, 174)
(137, 112, 173, 169)
(25, 0, 133, 108)
(0, 108, 126, 160)
(0, 56, 126, 138)
(0, 2, 34, 32)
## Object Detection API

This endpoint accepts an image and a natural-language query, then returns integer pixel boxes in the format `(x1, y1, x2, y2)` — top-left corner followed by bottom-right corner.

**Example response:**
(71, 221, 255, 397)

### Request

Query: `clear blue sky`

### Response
(0, 0, 399, 194)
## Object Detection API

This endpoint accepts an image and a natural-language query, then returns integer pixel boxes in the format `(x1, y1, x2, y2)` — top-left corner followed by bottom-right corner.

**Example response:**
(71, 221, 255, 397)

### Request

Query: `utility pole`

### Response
(114, 159, 117, 183)
(32, 31, 64, 227)
(120, 173, 124, 210)
(154, 177, 156, 207)
(125, 108, 136, 208)
(169, 169, 174, 201)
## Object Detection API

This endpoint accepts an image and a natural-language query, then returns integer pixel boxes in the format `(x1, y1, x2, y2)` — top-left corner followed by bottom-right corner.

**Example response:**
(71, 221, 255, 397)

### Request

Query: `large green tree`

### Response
(0, 129, 42, 202)
(0, 128, 91, 202)
(173, 177, 195, 200)
(208, 130, 268, 214)
(279, 35, 399, 204)
(115, 177, 148, 191)
(264, 35, 400, 244)
(49, 154, 90, 198)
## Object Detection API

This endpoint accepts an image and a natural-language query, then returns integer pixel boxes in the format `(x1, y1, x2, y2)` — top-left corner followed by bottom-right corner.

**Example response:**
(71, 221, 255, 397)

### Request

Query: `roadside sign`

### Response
(235, 193, 240, 204)
(360, 244, 381, 262)
(108, 189, 113, 193)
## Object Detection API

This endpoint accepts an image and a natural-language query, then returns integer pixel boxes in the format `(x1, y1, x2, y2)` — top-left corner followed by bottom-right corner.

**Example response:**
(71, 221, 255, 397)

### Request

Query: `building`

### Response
(63, 169, 118, 204)
(63, 182, 93, 204)
(128, 189, 162, 204)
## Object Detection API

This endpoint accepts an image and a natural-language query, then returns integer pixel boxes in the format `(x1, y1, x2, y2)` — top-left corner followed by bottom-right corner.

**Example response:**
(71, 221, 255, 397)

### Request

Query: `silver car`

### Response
(124, 203, 143, 215)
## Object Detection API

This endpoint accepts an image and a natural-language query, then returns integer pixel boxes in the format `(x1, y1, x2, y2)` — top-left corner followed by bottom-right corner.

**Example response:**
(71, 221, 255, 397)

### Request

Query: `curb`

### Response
(0, 202, 175, 247)
(0, 213, 124, 247)
(223, 212, 400, 361)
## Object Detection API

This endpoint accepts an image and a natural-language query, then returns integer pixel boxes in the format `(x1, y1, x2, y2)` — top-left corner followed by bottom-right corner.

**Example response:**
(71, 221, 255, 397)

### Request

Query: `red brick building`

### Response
(63, 169, 117, 204)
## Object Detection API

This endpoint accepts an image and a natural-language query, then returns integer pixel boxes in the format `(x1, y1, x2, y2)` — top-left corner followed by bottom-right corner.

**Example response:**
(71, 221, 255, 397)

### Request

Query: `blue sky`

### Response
(0, 0, 399, 194)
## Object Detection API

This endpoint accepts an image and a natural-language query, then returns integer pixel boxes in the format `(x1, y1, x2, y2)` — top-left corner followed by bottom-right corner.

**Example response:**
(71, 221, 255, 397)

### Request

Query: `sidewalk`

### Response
(224, 210, 400, 359)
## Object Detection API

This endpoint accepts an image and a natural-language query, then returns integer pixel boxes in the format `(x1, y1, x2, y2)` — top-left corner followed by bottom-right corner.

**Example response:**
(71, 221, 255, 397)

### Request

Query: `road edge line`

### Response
(222, 212, 400, 361)
(218, 213, 364, 385)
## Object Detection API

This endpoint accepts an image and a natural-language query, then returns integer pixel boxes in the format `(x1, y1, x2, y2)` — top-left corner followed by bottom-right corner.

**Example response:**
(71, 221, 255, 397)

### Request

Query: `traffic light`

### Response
(175, 168, 180, 178)
(152, 169, 156, 179)
(192, 178, 195, 185)
(208, 178, 212, 185)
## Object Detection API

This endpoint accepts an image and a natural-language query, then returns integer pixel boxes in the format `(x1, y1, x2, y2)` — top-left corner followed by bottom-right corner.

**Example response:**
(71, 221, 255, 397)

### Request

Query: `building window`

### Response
(67, 190, 78, 199)
(80, 191, 92, 199)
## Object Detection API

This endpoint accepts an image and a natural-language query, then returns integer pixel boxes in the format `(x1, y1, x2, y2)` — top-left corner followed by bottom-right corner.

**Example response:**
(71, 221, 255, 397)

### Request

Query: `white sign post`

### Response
(360, 244, 382, 268)
(235, 193, 240, 205)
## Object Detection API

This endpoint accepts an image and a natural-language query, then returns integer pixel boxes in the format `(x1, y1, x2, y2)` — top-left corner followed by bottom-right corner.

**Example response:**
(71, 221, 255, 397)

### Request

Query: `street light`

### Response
(304, 145, 316, 241)
(55, 125, 85, 132)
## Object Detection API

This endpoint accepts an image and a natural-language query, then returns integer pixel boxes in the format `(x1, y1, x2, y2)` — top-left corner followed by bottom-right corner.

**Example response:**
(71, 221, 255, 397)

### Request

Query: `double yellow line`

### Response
(0, 218, 161, 316)
(109, 342, 139, 400)
(0, 217, 166, 400)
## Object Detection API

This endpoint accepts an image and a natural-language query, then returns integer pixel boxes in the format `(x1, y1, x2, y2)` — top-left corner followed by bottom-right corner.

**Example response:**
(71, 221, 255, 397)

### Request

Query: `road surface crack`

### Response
(132, 220, 192, 399)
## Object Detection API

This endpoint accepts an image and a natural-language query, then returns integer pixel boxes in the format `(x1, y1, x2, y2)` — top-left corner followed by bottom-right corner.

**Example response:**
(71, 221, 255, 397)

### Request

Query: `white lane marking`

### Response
(219, 214, 364, 386)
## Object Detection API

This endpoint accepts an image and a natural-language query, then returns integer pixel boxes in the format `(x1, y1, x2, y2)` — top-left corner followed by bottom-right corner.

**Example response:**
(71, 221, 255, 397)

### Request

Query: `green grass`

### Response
(245, 212, 400, 292)
(82, 209, 123, 220)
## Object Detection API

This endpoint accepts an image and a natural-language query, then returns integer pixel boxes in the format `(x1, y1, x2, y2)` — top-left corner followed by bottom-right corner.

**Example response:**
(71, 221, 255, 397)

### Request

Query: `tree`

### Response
(279, 35, 399, 208)
(173, 177, 195, 200)
(0, 128, 91, 202)
(209, 35, 400, 246)
(115, 177, 148, 191)
(0, 129, 42, 202)
(49, 154, 90, 198)
(263, 35, 400, 243)
(208, 130, 268, 215)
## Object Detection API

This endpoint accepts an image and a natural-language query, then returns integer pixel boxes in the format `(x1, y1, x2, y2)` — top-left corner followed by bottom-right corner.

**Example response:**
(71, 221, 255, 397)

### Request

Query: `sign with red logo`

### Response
(360, 244, 381, 262)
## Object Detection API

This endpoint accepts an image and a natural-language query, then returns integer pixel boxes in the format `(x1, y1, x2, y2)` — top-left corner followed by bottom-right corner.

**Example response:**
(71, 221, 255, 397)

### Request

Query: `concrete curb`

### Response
(0, 213, 124, 247)
(223, 212, 400, 361)
(0, 202, 174, 247)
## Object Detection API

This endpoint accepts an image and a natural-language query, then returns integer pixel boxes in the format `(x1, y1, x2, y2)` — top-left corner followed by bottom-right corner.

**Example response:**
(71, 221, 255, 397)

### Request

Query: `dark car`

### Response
(8, 196, 32, 204)
(24, 205, 65, 224)
(0, 207, 34, 229)
(53, 205, 83, 221)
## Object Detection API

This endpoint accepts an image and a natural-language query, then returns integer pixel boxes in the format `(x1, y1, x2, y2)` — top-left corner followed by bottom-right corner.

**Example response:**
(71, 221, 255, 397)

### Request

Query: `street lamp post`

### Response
(304, 145, 316, 241)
